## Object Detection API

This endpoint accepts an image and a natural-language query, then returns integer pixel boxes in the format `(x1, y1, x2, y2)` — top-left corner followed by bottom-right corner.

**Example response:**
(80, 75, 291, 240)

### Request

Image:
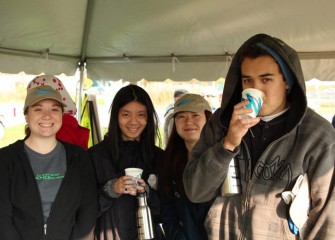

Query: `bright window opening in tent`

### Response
(0, 73, 334, 148)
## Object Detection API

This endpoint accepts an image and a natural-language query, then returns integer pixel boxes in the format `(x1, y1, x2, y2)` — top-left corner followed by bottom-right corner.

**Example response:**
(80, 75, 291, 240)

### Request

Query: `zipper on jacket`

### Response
(22, 148, 48, 239)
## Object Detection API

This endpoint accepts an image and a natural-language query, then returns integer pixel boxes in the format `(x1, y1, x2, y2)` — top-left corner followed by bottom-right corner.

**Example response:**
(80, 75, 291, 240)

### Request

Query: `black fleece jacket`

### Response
(0, 140, 98, 240)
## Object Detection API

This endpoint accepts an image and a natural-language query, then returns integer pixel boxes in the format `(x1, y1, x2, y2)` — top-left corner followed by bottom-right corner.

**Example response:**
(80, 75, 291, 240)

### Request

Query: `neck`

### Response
(184, 141, 196, 160)
(24, 137, 58, 154)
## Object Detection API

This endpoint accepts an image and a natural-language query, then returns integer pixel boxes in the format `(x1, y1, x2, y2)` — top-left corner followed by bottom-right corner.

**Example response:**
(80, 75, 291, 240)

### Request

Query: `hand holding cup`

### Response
(124, 168, 145, 195)
(240, 88, 264, 118)
(223, 90, 263, 151)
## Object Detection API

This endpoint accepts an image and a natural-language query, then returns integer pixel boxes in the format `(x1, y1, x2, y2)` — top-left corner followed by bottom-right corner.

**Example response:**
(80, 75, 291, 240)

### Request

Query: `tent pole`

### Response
(78, 61, 85, 122)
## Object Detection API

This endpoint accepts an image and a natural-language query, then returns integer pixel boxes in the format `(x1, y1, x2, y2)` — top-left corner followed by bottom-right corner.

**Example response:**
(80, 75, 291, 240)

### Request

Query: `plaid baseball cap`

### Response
(23, 85, 67, 113)
(173, 93, 212, 116)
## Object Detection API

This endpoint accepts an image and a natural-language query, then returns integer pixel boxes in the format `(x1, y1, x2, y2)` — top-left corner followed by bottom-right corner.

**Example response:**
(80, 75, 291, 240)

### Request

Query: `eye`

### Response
(176, 114, 186, 119)
(138, 112, 146, 118)
(31, 106, 43, 111)
(52, 108, 61, 112)
(261, 77, 271, 83)
(242, 78, 252, 85)
(242, 78, 250, 83)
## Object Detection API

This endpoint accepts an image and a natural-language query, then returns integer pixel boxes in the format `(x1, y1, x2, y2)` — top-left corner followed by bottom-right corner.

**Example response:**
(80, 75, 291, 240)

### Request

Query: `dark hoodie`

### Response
(183, 34, 335, 239)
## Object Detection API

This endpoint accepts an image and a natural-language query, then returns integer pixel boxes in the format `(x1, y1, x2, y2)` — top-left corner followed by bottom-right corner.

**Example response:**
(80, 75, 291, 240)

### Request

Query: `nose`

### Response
(129, 115, 138, 124)
(42, 110, 52, 118)
(252, 81, 264, 92)
(184, 116, 194, 125)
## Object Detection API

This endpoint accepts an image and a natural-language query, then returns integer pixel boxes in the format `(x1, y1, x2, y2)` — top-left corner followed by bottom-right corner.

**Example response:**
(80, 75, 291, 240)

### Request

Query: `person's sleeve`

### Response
(159, 189, 187, 240)
(87, 147, 121, 215)
(72, 151, 98, 239)
(183, 114, 237, 203)
(0, 149, 21, 240)
(300, 140, 335, 239)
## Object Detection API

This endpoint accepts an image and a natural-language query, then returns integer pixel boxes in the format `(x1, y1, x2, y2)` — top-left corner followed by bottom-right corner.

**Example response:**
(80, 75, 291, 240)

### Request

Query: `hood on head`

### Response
(219, 33, 307, 129)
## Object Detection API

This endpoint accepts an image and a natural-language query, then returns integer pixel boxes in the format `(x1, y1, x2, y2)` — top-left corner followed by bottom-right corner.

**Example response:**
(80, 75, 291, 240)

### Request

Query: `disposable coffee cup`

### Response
(125, 168, 143, 184)
(240, 88, 264, 118)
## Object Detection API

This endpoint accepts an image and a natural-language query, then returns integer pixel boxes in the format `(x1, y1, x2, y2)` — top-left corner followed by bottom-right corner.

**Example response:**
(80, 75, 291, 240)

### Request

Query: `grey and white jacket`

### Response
(183, 34, 335, 239)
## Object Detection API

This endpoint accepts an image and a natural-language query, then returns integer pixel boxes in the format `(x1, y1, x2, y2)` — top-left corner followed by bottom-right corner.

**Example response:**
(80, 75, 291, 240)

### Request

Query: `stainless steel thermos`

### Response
(136, 192, 154, 240)
(221, 158, 241, 196)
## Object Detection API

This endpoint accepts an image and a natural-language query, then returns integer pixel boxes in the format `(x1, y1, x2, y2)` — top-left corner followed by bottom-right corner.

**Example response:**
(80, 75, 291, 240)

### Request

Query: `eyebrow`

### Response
(121, 109, 146, 114)
(32, 103, 62, 107)
(242, 73, 275, 78)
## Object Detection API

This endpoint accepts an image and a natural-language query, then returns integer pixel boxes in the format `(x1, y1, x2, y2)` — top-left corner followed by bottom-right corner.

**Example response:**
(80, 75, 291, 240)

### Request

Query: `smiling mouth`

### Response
(184, 128, 197, 131)
(39, 123, 54, 127)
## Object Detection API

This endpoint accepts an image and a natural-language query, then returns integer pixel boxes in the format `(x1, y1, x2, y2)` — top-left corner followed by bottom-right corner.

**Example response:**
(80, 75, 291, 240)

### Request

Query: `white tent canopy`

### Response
(1, 0, 335, 82)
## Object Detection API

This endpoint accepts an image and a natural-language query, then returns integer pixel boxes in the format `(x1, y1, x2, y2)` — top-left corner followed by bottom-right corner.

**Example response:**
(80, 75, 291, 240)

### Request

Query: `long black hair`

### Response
(105, 84, 161, 169)
(159, 110, 212, 198)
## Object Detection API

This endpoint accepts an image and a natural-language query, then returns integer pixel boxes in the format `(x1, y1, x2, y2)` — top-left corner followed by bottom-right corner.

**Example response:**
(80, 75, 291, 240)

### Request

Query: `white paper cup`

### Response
(240, 88, 264, 118)
(125, 168, 143, 179)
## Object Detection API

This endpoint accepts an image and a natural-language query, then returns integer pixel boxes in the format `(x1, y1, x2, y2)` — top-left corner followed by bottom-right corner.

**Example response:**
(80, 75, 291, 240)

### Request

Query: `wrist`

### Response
(103, 178, 122, 198)
(223, 141, 236, 152)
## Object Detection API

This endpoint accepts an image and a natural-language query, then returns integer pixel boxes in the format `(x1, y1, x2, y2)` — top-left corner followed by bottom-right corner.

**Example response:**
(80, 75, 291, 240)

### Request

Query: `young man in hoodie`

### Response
(183, 34, 335, 239)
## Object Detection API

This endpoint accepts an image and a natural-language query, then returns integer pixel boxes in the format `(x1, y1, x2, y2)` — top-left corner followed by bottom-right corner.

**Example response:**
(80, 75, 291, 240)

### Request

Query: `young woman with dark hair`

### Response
(159, 93, 214, 240)
(88, 84, 164, 240)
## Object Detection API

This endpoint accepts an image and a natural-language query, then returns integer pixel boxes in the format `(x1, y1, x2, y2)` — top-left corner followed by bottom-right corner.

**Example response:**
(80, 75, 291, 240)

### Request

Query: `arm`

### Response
(183, 111, 234, 203)
(183, 102, 259, 203)
(159, 189, 187, 240)
(183, 123, 234, 203)
(72, 152, 98, 239)
(0, 149, 21, 240)
(301, 141, 335, 239)
(87, 146, 121, 214)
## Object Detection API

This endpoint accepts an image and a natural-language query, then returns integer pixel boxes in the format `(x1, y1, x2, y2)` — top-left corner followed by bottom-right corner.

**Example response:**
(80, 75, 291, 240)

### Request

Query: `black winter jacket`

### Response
(0, 140, 98, 240)
(89, 139, 164, 240)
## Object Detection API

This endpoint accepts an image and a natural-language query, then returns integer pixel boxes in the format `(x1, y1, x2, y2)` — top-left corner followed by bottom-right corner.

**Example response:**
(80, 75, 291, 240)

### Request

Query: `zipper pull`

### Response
(44, 224, 47, 235)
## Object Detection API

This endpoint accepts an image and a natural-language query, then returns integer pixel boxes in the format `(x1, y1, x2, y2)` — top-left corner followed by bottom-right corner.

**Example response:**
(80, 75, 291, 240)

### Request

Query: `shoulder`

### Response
(88, 140, 108, 157)
(87, 141, 112, 169)
(302, 109, 334, 132)
(0, 140, 24, 157)
(61, 140, 86, 155)
(0, 140, 26, 171)
(298, 109, 335, 145)
(153, 145, 164, 158)
(151, 146, 165, 168)
(202, 108, 226, 139)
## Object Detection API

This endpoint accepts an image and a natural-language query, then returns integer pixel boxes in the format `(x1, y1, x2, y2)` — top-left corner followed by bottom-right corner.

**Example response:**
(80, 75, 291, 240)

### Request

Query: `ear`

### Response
(285, 81, 289, 90)
(24, 114, 28, 123)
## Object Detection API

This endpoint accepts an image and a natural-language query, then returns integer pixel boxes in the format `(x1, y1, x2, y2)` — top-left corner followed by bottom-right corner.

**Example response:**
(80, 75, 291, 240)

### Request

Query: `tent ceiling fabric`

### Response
(1, 0, 335, 81)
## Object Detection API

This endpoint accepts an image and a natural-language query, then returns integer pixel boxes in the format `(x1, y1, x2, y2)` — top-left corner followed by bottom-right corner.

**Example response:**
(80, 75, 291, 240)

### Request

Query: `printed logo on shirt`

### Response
(254, 155, 292, 189)
(35, 173, 65, 181)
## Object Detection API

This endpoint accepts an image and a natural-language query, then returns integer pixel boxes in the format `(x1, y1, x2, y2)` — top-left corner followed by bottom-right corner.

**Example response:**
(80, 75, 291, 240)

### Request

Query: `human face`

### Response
(241, 56, 289, 116)
(175, 111, 207, 146)
(118, 101, 148, 141)
(25, 99, 63, 139)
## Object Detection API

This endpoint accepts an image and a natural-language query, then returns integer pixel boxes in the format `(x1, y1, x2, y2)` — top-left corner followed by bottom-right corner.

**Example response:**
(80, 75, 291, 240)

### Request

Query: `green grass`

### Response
(0, 124, 26, 148)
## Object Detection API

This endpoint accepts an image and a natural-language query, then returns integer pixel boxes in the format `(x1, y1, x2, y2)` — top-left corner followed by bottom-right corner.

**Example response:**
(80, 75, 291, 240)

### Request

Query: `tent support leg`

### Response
(77, 61, 85, 122)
